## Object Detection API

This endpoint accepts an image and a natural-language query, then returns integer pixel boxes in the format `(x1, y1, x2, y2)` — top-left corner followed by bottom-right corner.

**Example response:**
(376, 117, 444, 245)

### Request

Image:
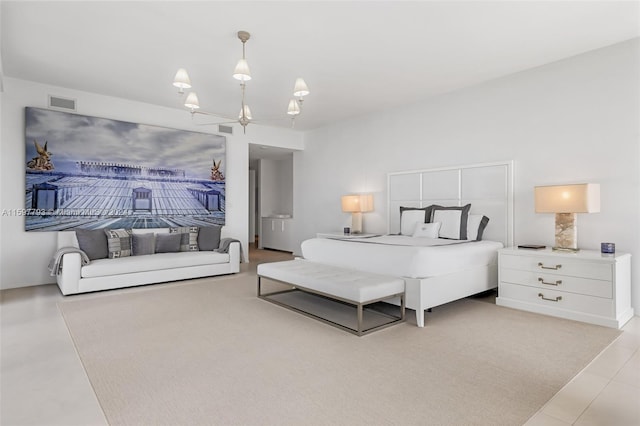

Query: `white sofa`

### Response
(56, 228, 240, 295)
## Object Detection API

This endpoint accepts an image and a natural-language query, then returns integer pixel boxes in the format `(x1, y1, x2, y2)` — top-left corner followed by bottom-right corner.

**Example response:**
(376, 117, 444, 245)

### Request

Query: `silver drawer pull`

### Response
(538, 278, 562, 286)
(538, 262, 562, 270)
(538, 293, 562, 302)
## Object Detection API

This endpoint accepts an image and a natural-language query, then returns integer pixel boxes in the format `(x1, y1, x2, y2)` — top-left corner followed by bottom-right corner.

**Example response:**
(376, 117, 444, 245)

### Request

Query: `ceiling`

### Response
(2, 1, 639, 134)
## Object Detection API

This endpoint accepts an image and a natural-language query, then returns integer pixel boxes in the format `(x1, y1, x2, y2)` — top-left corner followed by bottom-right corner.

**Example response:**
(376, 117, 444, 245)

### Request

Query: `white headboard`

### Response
(387, 161, 514, 246)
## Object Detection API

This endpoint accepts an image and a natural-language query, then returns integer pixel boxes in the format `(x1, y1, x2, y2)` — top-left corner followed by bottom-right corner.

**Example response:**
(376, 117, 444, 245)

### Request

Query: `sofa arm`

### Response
(228, 241, 241, 273)
(56, 252, 81, 295)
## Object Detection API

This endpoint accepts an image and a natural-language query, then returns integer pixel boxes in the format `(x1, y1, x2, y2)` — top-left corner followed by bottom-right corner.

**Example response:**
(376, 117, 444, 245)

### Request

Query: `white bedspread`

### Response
(301, 236, 503, 279)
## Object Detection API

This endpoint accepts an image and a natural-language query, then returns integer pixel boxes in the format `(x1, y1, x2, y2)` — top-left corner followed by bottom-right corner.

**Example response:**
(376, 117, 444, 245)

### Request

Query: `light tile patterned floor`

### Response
(525, 316, 640, 426)
(1, 246, 638, 425)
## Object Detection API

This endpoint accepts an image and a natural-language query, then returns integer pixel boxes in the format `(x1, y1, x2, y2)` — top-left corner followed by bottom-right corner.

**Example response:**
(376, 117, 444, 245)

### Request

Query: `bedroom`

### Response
(1, 1, 639, 425)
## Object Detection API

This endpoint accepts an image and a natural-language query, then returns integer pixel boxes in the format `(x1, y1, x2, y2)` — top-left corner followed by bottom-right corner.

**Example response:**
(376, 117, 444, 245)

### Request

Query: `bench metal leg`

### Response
(257, 275, 406, 336)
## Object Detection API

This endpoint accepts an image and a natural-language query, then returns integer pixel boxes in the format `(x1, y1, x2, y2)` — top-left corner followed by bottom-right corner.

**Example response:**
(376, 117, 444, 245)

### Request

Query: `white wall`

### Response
(0, 77, 302, 289)
(294, 39, 640, 311)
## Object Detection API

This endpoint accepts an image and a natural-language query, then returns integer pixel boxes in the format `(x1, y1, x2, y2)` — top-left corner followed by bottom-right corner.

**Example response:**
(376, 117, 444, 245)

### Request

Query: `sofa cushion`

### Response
(170, 226, 199, 252)
(75, 229, 108, 260)
(156, 233, 181, 253)
(198, 225, 222, 251)
(132, 233, 156, 256)
(104, 229, 133, 258)
(81, 251, 231, 278)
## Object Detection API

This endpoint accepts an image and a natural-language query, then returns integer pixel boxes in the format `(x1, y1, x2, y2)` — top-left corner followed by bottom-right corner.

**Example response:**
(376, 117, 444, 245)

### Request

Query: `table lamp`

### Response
(341, 194, 374, 234)
(534, 183, 600, 252)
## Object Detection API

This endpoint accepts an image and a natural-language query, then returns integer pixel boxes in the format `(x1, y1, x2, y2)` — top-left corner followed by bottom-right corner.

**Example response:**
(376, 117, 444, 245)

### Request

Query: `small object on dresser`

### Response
(343, 227, 351, 236)
(601, 242, 615, 256)
(517, 244, 546, 250)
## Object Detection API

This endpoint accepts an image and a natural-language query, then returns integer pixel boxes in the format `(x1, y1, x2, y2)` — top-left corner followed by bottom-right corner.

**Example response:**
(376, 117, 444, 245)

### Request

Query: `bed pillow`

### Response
(431, 204, 471, 240)
(169, 226, 199, 252)
(412, 222, 441, 238)
(132, 233, 156, 256)
(467, 215, 490, 241)
(399, 206, 433, 235)
(155, 233, 181, 253)
(104, 228, 133, 258)
(198, 225, 222, 251)
(75, 229, 108, 260)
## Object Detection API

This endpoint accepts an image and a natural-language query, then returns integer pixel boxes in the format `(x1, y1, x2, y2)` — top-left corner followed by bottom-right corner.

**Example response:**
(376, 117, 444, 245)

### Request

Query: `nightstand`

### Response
(496, 247, 633, 328)
(316, 232, 381, 239)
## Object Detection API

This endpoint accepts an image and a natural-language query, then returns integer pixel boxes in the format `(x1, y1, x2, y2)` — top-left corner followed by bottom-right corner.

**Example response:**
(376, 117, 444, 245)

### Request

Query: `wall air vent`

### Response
(48, 95, 77, 111)
(218, 124, 233, 135)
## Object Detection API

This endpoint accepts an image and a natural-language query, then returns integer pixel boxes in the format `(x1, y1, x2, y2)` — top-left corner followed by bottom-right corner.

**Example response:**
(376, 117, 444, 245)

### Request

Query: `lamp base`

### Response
(351, 212, 363, 234)
(554, 212, 578, 251)
(552, 246, 580, 253)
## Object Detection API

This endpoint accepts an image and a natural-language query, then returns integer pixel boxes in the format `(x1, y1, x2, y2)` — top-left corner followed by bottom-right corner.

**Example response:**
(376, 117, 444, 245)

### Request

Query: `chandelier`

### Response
(172, 31, 310, 133)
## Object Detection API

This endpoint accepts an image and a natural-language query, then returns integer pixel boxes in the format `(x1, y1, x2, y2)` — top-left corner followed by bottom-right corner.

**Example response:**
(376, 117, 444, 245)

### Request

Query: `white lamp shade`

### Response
(535, 183, 600, 213)
(341, 194, 374, 213)
(173, 68, 191, 89)
(293, 78, 309, 97)
(184, 92, 200, 109)
(233, 59, 252, 81)
(238, 105, 252, 120)
(287, 99, 301, 115)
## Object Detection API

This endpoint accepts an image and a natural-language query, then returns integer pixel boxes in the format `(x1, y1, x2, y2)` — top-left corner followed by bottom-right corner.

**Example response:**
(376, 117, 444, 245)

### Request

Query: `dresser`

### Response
(496, 247, 633, 328)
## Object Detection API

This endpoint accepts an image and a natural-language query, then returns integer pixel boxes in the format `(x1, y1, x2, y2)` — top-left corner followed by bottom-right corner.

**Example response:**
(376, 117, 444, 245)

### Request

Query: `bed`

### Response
(302, 161, 514, 327)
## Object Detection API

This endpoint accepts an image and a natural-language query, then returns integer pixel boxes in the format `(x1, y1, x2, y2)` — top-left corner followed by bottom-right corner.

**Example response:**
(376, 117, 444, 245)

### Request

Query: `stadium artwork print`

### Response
(24, 107, 226, 231)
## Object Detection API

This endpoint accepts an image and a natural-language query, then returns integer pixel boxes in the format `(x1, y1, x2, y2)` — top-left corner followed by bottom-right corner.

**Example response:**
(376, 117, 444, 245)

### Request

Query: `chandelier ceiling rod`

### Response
(172, 30, 310, 133)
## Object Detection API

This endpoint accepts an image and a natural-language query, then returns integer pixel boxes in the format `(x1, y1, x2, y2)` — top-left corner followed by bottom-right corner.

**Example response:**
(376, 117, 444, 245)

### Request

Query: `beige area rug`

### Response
(59, 274, 621, 426)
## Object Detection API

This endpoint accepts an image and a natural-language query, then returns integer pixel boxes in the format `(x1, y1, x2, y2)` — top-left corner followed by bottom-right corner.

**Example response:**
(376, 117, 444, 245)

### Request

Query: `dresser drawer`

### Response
(499, 282, 614, 318)
(500, 269, 612, 298)
(500, 254, 612, 281)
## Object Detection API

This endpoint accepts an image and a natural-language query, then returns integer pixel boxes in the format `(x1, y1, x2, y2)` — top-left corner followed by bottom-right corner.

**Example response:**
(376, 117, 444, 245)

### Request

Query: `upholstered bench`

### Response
(257, 259, 405, 335)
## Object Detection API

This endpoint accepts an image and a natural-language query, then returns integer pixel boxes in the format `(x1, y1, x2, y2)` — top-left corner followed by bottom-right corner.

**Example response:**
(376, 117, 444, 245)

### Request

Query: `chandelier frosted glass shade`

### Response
(238, 105, 253, 120)
(173, 68, 192, 91)
(293, 78, 310, 97)
(287, 99, 301, 115)
(184, 92, 200, 110)
(233, 59, 252, 81)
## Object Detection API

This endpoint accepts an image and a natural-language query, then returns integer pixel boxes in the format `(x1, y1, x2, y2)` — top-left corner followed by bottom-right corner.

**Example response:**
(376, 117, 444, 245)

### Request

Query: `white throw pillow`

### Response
(400, 210, 427, 236)
(412, 222, 441, 238)
(432, 210, 463, 240)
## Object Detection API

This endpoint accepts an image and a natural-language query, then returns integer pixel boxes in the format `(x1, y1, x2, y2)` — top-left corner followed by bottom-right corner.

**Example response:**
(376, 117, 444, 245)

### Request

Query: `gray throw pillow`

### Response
(198, 225, 221, 251)
(132, 233, 156, 256)
(169, 226, 199, 252)
(104, 229, 133, 258)
(155, 233, 181, 253)
(75, 229, 108, 260)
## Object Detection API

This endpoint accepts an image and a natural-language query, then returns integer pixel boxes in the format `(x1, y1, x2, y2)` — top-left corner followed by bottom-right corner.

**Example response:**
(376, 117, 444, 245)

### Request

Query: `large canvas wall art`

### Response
(24, 107, 226, 231)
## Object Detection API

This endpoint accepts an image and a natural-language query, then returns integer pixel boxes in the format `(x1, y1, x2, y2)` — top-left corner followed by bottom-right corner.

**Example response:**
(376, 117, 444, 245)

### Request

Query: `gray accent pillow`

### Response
(104, 229, 133, 258)
(198, 225, 222, 251)
(75, 229, 108, 260)
(132, 233, 156, 256)
(155, 233, 181, 253)
(169, 226, 199, 252)
(430, 204, 471, 240)
(476, 215, 490, 241)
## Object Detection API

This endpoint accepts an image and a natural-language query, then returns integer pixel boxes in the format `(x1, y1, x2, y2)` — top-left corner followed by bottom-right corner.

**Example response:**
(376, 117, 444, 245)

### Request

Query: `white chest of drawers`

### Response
(496, 247, 633, 328)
